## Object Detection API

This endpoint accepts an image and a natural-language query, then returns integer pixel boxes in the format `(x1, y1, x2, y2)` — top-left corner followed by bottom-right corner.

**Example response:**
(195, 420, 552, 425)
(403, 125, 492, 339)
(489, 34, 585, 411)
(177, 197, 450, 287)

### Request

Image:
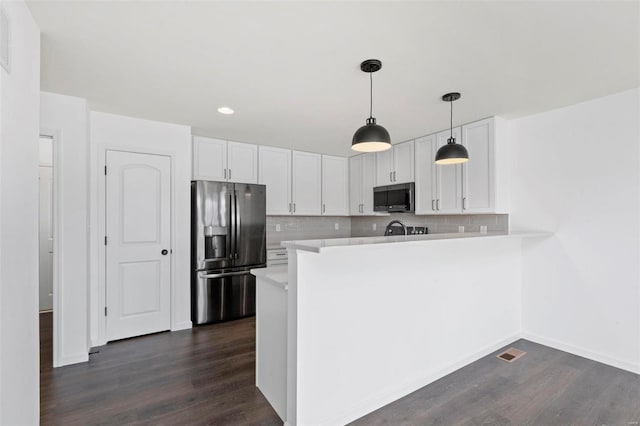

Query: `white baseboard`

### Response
(328, 333, 522, 426)
(171, 321, 192, 331)
(521, 331, 640, 375)
(58, 352, 89, 367)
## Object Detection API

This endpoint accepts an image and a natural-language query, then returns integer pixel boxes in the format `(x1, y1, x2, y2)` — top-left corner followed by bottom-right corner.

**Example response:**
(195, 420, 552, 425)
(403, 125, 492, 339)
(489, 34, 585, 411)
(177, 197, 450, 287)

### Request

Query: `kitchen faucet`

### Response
(384, 220, 406, 236)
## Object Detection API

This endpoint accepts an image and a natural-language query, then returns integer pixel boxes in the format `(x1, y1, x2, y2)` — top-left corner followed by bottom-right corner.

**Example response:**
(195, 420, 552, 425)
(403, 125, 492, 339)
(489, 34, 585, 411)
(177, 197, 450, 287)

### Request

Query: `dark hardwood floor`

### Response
(39, 313, 281, 425)
(41, 313, 640, 425)
(352, 339, 640, 426)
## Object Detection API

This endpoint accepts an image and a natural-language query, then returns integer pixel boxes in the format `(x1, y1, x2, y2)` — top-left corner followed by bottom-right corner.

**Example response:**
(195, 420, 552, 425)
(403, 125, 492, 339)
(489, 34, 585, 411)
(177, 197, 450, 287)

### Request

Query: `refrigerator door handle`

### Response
(229, 190, 236, 260)
(199, 270, 250, 279)
(234, 189, 240, 260)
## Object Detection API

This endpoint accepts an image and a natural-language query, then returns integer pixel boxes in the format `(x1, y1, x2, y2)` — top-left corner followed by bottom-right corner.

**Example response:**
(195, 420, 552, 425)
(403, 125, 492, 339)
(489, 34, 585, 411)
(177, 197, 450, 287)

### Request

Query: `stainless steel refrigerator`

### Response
(191, 181, 266, 325)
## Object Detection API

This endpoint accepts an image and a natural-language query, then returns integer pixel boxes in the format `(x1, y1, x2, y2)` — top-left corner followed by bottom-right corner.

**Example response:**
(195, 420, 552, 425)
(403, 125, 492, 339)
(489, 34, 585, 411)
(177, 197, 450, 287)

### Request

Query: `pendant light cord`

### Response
(450, 99, 453, 140)
(369, 72, 373, 119)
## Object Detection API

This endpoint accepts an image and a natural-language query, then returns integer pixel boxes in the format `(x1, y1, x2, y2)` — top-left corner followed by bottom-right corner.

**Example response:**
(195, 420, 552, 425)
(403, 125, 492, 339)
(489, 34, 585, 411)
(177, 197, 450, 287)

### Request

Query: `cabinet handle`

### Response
(431, 199, 435, 211)
(229, 169, 232, 180)
(360, 204, 363, 213)
(289, 203, 292, 213)
(293, 203, 296, 213)
(393, 171, 396, 182)
(436, 199, 440, 211)
(323, 204, 326, 213)
(224, 168, 227, 179)
(389, 171, 392, 183)
(463, 197, 467, 210)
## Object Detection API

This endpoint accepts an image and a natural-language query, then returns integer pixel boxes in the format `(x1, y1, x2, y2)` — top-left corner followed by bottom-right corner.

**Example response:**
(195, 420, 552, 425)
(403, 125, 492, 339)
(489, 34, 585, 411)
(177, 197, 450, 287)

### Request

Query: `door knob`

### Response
(161, 249, 168, 255)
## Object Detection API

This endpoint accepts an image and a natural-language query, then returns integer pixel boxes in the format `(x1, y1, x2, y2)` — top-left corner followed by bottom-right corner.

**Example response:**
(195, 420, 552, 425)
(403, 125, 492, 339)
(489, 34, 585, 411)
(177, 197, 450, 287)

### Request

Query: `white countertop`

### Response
(281, 231, 551, 253)
(251, 264, 288, 289)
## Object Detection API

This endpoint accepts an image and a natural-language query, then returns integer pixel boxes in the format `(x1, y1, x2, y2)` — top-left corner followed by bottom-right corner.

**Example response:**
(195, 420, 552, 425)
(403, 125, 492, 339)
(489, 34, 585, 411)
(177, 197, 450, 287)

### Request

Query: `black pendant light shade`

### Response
(352, 59, 391, 152)
(435, 92, 469, 165)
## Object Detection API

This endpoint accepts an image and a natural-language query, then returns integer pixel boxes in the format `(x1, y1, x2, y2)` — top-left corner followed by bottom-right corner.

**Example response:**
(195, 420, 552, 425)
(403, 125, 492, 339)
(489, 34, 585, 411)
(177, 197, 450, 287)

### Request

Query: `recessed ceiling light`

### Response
(217, 106, 234, 115)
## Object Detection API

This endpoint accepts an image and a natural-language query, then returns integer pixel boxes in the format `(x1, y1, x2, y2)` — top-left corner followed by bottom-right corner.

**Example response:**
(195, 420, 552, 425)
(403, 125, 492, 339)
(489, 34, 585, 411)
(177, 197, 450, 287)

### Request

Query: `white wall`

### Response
(41, 92, 90, 366)
(288, 237, 523, 425)
(510, 88, 640, 373)
(0, 0, 40, 423)
(89, 112, 192, 346)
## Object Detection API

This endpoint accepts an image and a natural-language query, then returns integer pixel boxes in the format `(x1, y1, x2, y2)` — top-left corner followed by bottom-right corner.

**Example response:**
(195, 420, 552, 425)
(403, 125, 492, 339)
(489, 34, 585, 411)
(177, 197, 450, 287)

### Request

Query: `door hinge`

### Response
(104, 236, 108, 245)
(104, 307, 107, 316)
(104, 165, 107, 175)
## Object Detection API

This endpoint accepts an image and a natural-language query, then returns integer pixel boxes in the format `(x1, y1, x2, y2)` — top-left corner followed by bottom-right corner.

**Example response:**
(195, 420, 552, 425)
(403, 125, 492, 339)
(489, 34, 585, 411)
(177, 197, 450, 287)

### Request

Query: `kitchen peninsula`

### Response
(253, 232, 549, 425)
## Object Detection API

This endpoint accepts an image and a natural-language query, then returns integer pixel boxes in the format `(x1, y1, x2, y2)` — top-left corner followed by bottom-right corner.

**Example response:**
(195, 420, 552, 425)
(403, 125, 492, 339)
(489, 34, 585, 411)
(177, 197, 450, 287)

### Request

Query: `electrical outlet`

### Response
(335, 223, 339, 230)
(276, 224, 281, 232)
(372, 223, 377, 231)
(458, 225, 465, 233)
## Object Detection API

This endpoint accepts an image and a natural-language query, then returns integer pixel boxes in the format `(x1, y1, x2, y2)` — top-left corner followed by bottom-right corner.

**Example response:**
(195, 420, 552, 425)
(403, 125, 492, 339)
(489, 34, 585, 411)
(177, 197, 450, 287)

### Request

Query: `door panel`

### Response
(233, 183, 266, 268)
(258, 146, 292, 215)
(462, 119, 494, 213)
(291, 151, 321, 215)
(106, 150, 171, 341)
(193, 136, 227, 181)
(321, 155, 348, 216)
(375, 148, 393, 186)
(361, 153, 376, 214)
(349, 155, 363, 215)
(193, 181, 233, 271)
(393, 140, 415, 184)
(192, 271, 256, 324)
(228, 141, 258, 184)
(436, 127, 463, 214)
(39, 166, 53, 311)
(414, 135, 437, 214)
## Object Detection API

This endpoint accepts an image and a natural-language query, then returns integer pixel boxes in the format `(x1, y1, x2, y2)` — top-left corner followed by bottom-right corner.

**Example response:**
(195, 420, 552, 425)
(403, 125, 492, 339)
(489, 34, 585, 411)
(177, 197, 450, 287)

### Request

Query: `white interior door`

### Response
(106, 150, 171, 341)
(39, 166, 54, 311)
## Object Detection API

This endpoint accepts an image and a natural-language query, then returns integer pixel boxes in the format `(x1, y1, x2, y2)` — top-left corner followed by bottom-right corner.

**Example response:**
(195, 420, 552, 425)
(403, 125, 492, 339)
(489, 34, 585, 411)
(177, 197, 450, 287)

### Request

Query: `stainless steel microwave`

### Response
(373, 182, 415, 213)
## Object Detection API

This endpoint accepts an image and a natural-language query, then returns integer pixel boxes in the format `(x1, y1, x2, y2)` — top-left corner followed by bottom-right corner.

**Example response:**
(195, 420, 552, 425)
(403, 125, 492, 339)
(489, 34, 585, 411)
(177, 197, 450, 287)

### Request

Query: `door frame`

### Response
(95, 144, 175, 346)
(40, 129, 62, 367)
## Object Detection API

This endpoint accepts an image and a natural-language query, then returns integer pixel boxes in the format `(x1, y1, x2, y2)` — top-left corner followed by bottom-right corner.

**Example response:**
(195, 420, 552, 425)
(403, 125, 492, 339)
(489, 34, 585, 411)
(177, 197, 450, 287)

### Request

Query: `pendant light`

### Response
(352, 59, 391, 152)
(435, 92, 469, 165)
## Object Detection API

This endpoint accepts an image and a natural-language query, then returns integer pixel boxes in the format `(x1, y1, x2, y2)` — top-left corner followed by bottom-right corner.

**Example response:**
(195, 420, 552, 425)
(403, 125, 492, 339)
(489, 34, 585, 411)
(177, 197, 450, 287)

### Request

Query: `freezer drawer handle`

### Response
(199, 271, 251, 279)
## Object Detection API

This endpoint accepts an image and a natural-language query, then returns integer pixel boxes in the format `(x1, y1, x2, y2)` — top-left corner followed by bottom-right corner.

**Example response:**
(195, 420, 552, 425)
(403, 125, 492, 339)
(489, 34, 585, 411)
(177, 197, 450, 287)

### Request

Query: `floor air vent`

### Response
(496, 348, 526, 362)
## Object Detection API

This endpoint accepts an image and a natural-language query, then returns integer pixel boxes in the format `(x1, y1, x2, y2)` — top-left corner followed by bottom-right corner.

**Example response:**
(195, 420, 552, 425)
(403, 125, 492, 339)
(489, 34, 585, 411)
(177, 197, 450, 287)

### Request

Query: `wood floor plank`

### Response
(41, 315, 639, 425)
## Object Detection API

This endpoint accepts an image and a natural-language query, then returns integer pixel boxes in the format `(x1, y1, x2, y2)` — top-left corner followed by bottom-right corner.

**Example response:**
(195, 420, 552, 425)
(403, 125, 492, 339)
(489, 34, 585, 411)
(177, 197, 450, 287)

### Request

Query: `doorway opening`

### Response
(39, 135, 55, 368)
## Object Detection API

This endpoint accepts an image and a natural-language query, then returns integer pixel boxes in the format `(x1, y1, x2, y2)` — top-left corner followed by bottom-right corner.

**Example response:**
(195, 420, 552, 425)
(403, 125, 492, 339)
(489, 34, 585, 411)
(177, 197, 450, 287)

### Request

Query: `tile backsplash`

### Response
(267, 214, 508, 246)
(350, 213, 508, 237)
(267, 216, 351, 247)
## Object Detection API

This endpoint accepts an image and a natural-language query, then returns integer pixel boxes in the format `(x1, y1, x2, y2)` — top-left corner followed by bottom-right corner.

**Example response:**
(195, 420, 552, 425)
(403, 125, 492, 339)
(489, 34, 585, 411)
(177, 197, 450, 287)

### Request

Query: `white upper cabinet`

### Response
(350, 153, 377, 215)
(192, 136, 257, 183)
(349, 155, 363, 215)
(258, 146, 292, 215)
(291, 151, 322, 216)
(375, 140, 414, 186)
(227, 141, 258, 184)
(321, 155, 349, 216)
(414, 134, 437, 214)
(462, 118, 494, 213)
(393, 140, 415, 184)
(436, 127, 463, 214)
(193, 136, 227, 181)
(414, 118, 508, 215)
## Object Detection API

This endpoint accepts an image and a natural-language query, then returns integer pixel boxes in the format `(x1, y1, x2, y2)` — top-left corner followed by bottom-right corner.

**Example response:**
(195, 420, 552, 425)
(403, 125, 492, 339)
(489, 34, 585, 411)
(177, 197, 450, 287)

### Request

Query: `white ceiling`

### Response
(27, 1, 639, 156)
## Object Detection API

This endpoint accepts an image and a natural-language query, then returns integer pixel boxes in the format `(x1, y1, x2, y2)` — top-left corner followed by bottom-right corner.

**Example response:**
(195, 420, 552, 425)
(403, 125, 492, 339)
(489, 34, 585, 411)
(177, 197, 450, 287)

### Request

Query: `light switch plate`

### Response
(335, 223, 339, 230)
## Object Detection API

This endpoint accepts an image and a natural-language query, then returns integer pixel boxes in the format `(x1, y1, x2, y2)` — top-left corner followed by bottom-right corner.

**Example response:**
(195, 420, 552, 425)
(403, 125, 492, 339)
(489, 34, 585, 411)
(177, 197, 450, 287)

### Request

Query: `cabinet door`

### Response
(414, 135, 438, 214)
(227, 141, 258, 184)
(349, 155, 363, 215)
(375, 148, 393, 186)
(462, 118, 494, 213)
(292, 151, 322, 216)
(393, 140, 415, 184)
(361, 153, 377, 214)
(193, 136, 227, 181)
(322, 155, 349, 216)
(435, 127, 463, 214)
(258, 146, 292, 215)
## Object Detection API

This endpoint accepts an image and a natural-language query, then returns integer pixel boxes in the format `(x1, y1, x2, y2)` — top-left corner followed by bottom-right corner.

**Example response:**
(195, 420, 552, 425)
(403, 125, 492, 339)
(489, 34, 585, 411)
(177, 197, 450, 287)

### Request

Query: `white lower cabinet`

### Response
(321, 155, 348, 216)
(349, 153, 376, 215)
(291, 151, 322, 215)
(415, 118, 506, 214)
